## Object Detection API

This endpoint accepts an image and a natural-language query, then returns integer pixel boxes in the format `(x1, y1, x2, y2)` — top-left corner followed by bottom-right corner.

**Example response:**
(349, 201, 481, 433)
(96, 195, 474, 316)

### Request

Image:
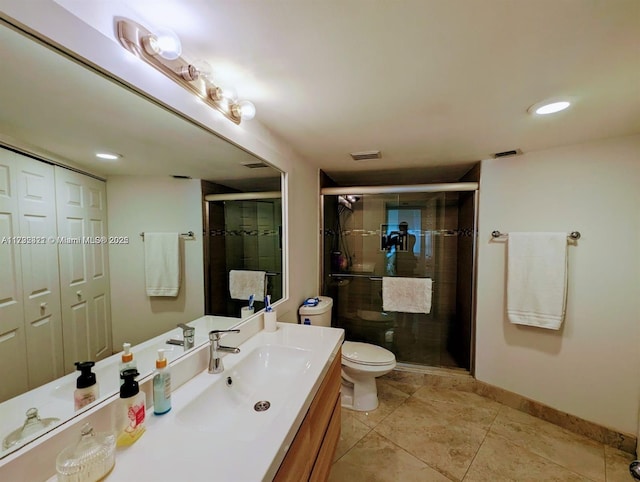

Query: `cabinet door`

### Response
(17, 157, 64, 387)
(0, 151, 28, 401)
(55, 167, 112, 371)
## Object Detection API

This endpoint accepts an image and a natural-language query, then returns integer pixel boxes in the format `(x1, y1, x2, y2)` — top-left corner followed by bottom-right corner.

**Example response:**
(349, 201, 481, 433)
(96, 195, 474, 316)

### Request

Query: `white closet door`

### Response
(17, 157, 64, 387)
(0, 151, 29, 401)
(55, 167, 112, 372)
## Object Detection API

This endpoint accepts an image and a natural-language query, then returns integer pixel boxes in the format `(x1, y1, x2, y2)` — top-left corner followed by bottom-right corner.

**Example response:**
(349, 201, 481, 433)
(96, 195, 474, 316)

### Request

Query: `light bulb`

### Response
(95, 152, 121, 160)
(153, 27, 182, 60)
(236, 100, 256, 120)
(192, 60, 213, 79)
(535, 101, 570, 115)
(220, 86, 238, 103)
(528, 99, 572, 115)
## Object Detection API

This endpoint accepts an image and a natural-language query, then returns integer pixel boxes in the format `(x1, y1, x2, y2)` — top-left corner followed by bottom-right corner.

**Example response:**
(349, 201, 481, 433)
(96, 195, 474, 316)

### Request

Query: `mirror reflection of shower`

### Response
(203, 184, 283, 317)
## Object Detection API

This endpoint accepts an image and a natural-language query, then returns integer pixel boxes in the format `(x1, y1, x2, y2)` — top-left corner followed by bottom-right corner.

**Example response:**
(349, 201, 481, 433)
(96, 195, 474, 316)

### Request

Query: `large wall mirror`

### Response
(0, 18, 284, 457)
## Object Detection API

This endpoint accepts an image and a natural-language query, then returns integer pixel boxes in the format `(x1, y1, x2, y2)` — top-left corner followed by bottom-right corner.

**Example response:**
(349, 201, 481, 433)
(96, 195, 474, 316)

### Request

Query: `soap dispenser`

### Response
(153, 349, 172, 415)
(74, 361, 99, 411)
(116, 369, 146, 447)
(119, 342, 137, 386)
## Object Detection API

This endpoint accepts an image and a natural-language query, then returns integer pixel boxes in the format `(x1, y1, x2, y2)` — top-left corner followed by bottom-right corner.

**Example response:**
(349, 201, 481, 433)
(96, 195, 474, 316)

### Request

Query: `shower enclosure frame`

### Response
(320, 182, 479, 375)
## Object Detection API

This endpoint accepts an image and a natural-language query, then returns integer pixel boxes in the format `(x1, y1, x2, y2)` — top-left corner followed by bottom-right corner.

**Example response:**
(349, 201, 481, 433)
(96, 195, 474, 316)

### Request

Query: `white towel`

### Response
(144, 233, 180, 297)
(382, 277, 432, 314)
(229, 270, 266, 300)
(507, 232, 567, 329)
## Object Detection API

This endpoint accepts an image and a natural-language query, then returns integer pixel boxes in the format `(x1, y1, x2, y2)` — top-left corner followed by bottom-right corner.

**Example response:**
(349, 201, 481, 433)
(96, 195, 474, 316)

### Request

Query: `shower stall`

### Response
(321, 183, 477, 371)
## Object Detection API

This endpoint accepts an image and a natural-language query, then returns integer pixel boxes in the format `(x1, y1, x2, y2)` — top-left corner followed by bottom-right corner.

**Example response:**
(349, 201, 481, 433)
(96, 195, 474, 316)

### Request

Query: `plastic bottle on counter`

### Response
(116, 369, 145, 447)
(153, 349, 172, 415)
(74, 361, 99, 411)
(118, 342, 136, 386)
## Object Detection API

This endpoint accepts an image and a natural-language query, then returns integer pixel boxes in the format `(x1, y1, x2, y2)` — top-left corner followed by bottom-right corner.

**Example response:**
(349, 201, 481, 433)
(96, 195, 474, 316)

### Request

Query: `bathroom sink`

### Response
(176, 344, 312, 441)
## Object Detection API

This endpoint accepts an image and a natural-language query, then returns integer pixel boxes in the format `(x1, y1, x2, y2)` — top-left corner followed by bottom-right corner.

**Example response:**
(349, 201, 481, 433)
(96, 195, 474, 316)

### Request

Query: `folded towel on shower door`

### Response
(229, 270, 266, 300)
(507, 232, 568, 330)
(144, 232, 181, 297)
(382, 277, 433, 314)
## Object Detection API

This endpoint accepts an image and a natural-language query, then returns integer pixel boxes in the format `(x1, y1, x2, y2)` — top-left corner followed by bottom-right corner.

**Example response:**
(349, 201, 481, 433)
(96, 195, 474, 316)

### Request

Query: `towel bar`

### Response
(140, 231, 195, 240)
(491, 230, 580, 240)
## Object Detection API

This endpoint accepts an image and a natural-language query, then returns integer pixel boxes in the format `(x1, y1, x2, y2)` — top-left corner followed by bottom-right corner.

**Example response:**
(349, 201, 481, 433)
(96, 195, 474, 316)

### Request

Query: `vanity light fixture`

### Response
(528, 99, 571, 115)
(116, 18, 255, 125)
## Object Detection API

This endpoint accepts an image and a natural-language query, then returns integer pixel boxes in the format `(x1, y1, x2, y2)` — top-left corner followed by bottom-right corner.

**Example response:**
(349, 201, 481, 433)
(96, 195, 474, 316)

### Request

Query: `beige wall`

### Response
(476, 134, 640, 435)
(107, 177, 205, 348)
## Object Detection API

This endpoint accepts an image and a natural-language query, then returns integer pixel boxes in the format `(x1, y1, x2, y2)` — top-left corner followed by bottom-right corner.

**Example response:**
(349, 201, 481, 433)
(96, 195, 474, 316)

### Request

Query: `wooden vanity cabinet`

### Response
(274, 349, 342, 482)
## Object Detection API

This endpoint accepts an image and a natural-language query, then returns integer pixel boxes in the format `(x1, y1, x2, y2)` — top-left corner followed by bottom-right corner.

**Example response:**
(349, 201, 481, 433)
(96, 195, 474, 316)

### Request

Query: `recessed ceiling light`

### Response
(95, 152, 122, 160)
(528, 100, 572, 115)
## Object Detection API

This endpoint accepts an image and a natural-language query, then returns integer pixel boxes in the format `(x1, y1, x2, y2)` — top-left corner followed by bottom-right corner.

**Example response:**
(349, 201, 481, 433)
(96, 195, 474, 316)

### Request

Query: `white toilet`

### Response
(299, 296, 396, 411)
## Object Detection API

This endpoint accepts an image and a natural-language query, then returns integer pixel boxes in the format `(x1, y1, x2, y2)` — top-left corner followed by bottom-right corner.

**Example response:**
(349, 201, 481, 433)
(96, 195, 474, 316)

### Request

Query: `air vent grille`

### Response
(243, 162, 269, 169)
(350, 150, 382, 161)
(493, 149, 522, 158)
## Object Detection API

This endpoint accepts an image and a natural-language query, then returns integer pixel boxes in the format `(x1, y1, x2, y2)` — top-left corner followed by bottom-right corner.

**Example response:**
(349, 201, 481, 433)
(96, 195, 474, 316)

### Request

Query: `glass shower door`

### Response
(323, 189, 475, 370)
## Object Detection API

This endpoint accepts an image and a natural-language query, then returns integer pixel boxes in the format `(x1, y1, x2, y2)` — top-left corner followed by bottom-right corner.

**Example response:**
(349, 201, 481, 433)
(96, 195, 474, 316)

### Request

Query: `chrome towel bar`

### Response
(140, 231, 195, 240)
(491, 230, 581, 240)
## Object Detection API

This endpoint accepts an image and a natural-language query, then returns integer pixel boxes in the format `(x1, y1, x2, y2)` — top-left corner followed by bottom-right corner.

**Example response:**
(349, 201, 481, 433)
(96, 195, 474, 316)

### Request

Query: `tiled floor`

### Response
(329, 374, 635, 482)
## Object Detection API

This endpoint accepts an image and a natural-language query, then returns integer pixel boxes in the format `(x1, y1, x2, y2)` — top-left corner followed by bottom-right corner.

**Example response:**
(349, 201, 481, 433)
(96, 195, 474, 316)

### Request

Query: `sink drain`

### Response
(254, 400, 271, 412)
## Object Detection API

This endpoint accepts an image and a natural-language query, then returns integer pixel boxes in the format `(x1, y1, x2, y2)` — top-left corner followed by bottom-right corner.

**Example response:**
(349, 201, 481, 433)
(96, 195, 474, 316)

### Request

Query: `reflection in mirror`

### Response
(203, 182, 283, 317)
(0, 19, 284, 457)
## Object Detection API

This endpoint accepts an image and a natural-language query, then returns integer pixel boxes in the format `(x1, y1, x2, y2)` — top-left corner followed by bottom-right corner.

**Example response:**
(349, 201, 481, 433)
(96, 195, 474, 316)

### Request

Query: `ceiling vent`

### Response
(493, 149, 522, 159)
(242, 162, 269, 169)
(172, 175, 192, 179)
(350, 150, 382, 161)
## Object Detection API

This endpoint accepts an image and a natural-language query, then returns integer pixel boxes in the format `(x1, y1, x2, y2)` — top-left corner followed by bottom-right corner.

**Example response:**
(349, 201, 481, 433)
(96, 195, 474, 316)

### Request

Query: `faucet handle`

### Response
(209, 329, 240, 341)
(177, 323, 195, 350)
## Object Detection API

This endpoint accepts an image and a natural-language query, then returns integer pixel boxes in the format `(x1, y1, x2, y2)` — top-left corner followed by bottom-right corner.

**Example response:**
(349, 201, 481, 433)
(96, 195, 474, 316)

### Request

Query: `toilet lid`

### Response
(342, 341, 396, 366)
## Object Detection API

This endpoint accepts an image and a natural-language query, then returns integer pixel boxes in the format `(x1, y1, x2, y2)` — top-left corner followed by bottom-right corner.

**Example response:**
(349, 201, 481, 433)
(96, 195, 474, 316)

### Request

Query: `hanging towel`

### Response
(382, 277, 433, 314)
(229, 270, 266, 300)
(144, 233, 181, 297)
(507, 232, 568, 330)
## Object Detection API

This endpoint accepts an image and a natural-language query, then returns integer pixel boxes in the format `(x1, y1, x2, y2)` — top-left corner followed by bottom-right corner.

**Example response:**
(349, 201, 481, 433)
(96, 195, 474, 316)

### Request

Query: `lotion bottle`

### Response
(118, 343, 136, 386)
(153, 349, 171, 415)
(74, 361, 99, 411)
(116, 369, 145, 447)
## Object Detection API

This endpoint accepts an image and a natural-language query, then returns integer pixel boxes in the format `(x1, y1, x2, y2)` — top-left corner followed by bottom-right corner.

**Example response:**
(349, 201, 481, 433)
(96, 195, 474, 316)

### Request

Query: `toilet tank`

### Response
(298, 296, 333, 326)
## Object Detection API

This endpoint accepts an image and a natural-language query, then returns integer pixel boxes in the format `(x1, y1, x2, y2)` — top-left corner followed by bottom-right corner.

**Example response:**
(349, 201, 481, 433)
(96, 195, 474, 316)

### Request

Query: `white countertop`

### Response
(103, 323, 344, 482)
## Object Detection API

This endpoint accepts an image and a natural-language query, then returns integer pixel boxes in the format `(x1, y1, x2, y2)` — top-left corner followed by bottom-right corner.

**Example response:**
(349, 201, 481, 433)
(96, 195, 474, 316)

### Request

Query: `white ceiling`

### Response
(11, 1, 640, 185)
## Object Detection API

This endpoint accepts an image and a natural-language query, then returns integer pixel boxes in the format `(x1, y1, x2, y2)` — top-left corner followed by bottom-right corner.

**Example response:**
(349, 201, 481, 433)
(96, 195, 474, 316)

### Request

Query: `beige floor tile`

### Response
(411, 386, 502, 430)
(490, 406, 605, 481)
(604, 445, 635, 482)
(374, 397, 487, 481)
(349, 379, 410, 429)
(329, 431, 453, 482)
(334, 409, 372, 462)
(463, 432, 588, 482)
(380, 370, 425, 395)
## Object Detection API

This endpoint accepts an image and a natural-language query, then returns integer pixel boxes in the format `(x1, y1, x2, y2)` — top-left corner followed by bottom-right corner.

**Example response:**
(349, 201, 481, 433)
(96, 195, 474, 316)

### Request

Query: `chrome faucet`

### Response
(167, 323, 195, 350)
(208, 329, 240, 374)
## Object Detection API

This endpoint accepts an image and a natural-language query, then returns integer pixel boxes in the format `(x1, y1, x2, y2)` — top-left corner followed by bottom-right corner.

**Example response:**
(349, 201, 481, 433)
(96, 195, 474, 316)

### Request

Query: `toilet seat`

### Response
(342, 341, 395, 367)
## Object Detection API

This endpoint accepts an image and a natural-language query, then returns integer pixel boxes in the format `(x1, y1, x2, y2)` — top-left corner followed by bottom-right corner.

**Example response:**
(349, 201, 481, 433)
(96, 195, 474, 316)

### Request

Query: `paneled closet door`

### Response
(0, 151, 29, 401)
(17, 157, 64, 388)
(55, 167, 112, 372)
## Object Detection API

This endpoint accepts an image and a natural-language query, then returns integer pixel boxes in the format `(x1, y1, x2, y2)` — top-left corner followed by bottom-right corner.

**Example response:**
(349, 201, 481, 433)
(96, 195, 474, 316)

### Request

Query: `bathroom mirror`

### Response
(0, 19, 284, 457)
